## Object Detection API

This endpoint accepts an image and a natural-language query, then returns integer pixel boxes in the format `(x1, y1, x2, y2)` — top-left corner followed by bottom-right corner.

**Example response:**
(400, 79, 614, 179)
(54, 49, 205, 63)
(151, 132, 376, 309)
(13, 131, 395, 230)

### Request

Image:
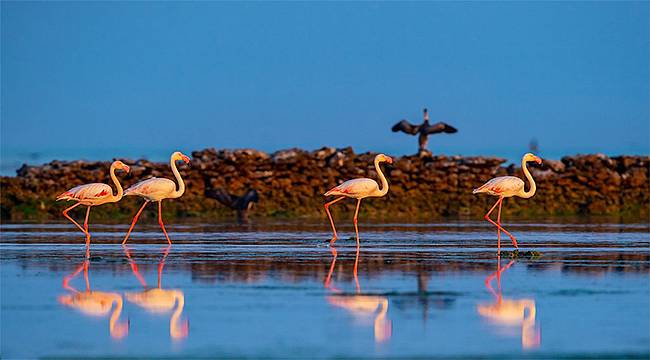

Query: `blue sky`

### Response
(1, 1, 648, 168)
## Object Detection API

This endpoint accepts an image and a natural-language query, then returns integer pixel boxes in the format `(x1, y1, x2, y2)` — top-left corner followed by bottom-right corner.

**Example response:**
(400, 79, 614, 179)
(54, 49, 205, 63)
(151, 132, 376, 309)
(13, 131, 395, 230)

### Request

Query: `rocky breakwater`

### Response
(1, 148, 648, 221)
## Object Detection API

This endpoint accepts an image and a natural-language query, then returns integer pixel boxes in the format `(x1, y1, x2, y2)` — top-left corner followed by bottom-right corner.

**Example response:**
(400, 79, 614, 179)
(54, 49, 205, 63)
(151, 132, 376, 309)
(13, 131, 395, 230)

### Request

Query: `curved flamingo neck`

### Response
(170, 292, 185, 337)
(109, 163, 124, 202)
(520, 158, 536, 199)
(170, 157, 186, 198)
(374, 157, 389, 197)
(109, 296, 123, 334)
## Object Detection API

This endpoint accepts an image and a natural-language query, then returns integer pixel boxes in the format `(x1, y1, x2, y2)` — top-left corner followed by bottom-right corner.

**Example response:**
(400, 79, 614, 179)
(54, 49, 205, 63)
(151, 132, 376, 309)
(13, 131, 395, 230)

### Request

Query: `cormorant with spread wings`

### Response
(392, 108, 458, 153)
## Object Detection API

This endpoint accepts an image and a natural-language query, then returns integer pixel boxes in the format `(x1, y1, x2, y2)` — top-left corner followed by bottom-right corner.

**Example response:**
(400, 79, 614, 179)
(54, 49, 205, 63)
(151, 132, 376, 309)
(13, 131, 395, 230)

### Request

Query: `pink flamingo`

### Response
(56, 160, 130, 245)
(473, 153, 542, 253)
(122, 151, 190, 245)
(323, 153, 393, 245)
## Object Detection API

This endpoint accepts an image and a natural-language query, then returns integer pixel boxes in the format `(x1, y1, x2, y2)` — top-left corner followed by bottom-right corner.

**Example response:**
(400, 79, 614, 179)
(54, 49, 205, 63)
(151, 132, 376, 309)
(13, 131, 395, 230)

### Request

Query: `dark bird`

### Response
(392, 108, 458, 154)
(205, 187, 259, 224)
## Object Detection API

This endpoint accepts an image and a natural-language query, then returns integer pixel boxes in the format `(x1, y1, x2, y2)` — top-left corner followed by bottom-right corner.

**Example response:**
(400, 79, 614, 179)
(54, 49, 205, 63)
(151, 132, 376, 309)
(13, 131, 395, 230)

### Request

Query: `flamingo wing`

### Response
(124, 177, 177, 199)
(473, 176, 524, 196)
(325, 178, 378, 197)
(391, 119, 420, 135)
(57, 183, 113, 202)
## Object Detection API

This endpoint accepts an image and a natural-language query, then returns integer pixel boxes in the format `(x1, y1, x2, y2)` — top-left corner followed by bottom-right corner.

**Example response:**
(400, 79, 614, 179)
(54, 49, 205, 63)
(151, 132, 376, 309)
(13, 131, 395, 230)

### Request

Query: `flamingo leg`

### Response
(62, 203, 88, 238)
(496, 199, 502, 254)
(324, 246, 338, 288)
(353, 198, 362, 246)
(353, 242, 360, 292)
(324, 196, 345, 245)
(83, 260, 90, 291)
(122, 201, 149, 245)
(83, 206, 92, 246)
(158, 245, 171, 288)
(158, 201, 171, 245)
(123, 246, 147, 287)
(62, 261, 86, 292)
(484, 197, 518, 251)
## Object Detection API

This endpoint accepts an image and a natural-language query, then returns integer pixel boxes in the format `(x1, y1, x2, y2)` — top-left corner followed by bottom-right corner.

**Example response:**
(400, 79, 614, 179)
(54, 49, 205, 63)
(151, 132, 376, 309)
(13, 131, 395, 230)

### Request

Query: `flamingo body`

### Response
(124, 177, 178, 201)
(473, 153, 542, 253)
(323, 153, 393, 245)
(121, 151, 190, 245)
(57, 183, 117, 206)
(125, 288, 181, 313)
(59, 291, 120, 316)
(324, 178, 381, 198)
(473, 176, 525, 198)
(57, 160, 130, 245)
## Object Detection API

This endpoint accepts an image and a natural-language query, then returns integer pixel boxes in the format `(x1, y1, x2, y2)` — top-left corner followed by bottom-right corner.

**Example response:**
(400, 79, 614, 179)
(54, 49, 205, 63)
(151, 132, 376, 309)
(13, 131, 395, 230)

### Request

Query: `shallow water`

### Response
(1, 220, 649, 359)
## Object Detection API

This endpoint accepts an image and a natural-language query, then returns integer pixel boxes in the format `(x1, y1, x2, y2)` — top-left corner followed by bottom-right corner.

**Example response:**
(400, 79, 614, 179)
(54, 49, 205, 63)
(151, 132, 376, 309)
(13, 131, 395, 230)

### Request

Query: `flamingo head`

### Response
(423, 108, 429, 120)
(172, 152, 191, 164)
(110, 319, 130, 339)
(171, 318, 189, 339)
(376, 154, 393, 164)
(113, 161, 130, 173)
(523, 153, 542, 165)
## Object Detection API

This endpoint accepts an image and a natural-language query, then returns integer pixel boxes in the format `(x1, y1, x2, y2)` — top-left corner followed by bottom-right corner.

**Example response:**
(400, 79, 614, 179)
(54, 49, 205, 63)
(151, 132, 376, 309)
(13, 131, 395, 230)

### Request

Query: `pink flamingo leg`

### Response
(324, 246, 338, 288)
(324, 196, 345, 245)
(353, 242, 360, 292)
(353, 199, 362, 246)
(158, 245, 171, 288)
(158, 201, 171, 245)
(484, 197, 518, 251)
(83, 260, 90, 291)
(83, 206, 92, 246)
(122, 201, 149, 245)
(496, 200, 502, 254)
(123, 246, 147, 287)
(63, 261, 86, 292)
(62, 203, 88, 238)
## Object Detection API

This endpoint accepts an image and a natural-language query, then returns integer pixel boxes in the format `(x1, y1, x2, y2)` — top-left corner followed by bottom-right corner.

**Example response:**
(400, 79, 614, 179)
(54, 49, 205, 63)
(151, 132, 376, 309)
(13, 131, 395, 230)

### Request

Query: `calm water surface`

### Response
(1, 220, 649, 359)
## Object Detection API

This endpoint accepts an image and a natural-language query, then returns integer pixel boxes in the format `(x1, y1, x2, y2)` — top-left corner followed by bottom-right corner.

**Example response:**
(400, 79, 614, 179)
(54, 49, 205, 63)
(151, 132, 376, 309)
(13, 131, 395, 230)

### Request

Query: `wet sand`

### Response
(1, 220, 649, 358)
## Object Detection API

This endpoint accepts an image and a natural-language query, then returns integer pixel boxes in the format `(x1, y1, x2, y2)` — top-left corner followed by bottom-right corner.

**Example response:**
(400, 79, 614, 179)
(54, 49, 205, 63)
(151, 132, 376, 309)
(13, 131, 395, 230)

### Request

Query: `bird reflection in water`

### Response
(123, 245, 189, 340)
(476, 257, 541, 350)
(324, 245, 392, 343)
(58, 248, 129, 340)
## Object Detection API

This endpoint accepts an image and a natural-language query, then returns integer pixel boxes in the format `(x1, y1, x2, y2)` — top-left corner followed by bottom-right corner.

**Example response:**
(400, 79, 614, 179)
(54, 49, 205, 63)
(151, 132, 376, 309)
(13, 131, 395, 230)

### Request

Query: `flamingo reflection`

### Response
(324, 245, 392, 343)
(123, 245, 189, 339)
(476, 257, 541, 349)
(58, 251, 129, 339)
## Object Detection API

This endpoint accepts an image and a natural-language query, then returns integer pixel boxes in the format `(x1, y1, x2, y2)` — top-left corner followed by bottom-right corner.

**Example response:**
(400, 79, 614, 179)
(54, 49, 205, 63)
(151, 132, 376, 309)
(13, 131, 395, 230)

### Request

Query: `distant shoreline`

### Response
(1, 147, 648, 221)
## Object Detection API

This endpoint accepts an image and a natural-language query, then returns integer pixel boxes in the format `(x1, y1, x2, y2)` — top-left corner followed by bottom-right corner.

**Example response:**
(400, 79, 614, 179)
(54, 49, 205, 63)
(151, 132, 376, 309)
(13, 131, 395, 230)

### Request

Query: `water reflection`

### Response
(324, 245, 392, 343)
(124, 245, 189, 340)
(58, 250, 130, 340)
(476, 257, 541, 350)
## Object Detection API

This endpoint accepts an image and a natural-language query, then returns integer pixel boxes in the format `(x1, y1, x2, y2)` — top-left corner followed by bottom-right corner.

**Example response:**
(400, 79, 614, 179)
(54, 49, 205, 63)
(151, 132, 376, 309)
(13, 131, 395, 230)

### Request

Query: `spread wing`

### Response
(391, 120, 420, 135)
(205, 187, 236, 209)
(422, 121, 458, 134)
(233, 189, 259, 210)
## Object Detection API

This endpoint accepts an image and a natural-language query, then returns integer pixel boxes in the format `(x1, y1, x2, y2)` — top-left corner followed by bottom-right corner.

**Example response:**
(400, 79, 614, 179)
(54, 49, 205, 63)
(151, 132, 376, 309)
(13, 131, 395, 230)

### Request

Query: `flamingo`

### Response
(122, 151, 190, 245)
(324, 153, 393, 245)
(324, 245, 392, 343)
(476, 257, 541, 349)
(56, 160, 130, 246)
(123, 246, 189, 339)
(473, 153, 542, 253)
(58, 256, 129, 339)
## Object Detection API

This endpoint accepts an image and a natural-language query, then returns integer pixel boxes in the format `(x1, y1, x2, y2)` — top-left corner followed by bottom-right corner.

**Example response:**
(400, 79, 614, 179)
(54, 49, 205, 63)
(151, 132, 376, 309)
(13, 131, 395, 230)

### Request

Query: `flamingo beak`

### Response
(123, 165, 131, 173)
(181, 155, 191, 164)
(534, 156, 542, 164)
(385, 156, 393, 164)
